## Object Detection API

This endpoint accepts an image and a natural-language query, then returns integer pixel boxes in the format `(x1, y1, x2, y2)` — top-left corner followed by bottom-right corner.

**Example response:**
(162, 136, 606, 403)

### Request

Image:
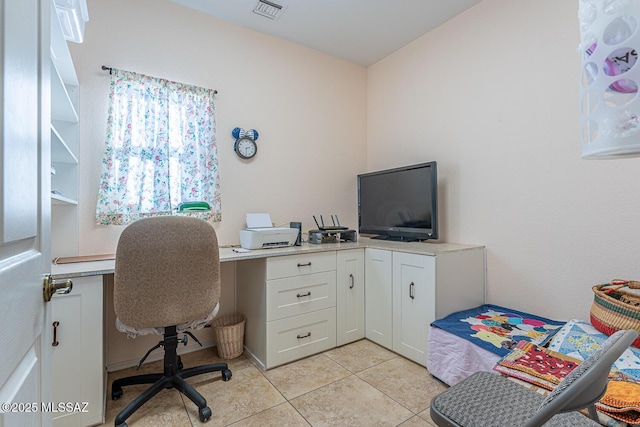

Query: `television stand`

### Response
(371, 235, 419, 242)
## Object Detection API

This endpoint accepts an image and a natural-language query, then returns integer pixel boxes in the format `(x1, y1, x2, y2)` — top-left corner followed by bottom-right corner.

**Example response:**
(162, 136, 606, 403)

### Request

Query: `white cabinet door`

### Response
(336, 249, 365, 346)
(365, 248, 393, 348)
(392, 252, 435, 366)
(51, 276, 104, 427)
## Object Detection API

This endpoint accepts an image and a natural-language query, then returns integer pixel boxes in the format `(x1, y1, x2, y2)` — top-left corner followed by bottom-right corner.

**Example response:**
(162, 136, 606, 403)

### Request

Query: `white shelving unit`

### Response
(49, 2, 100, 425)
(50, 2, 79, 257)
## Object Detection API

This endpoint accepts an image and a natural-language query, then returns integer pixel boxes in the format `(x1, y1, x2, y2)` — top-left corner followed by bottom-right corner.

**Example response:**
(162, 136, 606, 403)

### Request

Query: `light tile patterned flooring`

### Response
(99, 339, 447, 426)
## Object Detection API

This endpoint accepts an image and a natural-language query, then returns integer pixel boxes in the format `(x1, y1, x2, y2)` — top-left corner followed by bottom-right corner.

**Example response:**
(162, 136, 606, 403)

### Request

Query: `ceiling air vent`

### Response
(253, 0, 283, 20)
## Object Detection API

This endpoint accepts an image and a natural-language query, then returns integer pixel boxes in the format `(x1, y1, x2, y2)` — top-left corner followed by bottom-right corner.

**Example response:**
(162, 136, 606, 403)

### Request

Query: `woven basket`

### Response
(211, 314, 246, 359)
(591, 283, 640, 348)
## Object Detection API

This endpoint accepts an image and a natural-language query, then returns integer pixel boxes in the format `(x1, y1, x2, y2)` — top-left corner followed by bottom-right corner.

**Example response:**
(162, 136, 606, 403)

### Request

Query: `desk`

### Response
(51, 241, 363, 277)
(50, 238, 485, 278)
(50, 238, 485, 426)
(51, 238, 486, 368)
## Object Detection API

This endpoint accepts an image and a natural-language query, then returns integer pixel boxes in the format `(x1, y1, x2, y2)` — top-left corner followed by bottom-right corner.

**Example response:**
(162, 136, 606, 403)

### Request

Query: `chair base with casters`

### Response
(111, 326, 232, 427)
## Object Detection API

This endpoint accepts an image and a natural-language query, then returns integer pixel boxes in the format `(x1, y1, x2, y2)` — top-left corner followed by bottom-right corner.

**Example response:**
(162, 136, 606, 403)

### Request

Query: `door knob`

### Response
(43, 275, 73, 302)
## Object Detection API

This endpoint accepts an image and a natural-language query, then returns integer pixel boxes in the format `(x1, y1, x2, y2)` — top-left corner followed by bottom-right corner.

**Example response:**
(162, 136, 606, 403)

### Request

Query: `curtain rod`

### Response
(100, 65, 218, 95)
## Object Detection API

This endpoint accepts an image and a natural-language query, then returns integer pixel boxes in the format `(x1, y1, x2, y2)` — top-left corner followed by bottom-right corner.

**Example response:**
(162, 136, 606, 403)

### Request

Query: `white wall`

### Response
(71, 0, 640, 322)
(69, 0, 366, 252)
(368, 0, 640, 321)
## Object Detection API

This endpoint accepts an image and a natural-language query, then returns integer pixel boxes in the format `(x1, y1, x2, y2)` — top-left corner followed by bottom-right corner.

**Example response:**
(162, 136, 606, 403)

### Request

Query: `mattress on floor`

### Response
(427, 304, 565, 386)
(427, 325, 500, 386)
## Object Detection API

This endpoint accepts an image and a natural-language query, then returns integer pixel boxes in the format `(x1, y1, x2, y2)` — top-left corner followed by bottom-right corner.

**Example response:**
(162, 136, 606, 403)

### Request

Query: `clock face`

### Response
(235, 137, 257, 159)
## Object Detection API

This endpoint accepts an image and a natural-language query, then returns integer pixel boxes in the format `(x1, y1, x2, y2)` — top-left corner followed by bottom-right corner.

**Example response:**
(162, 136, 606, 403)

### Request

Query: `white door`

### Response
(0, 0, 52, 425)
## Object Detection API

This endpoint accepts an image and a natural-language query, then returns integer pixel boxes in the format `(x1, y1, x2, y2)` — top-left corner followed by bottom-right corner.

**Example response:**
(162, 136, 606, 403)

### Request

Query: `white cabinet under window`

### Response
(50, 1, 79, 257)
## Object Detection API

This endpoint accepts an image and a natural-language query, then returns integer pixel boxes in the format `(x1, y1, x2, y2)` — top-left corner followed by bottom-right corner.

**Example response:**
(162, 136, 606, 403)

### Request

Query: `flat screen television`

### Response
(357, 162, 438, 241)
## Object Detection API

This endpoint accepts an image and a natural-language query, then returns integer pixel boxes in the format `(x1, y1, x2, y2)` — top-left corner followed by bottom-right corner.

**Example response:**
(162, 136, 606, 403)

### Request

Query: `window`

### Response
(96, 69, 220, 225)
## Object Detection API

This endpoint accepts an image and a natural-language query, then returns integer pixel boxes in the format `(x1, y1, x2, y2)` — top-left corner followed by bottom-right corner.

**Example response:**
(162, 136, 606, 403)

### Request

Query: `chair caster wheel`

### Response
(115, 424, 128, 427)
(199, 406, 212, 422)
(112, 387, 123, 400)
(222, 369, 232, 381)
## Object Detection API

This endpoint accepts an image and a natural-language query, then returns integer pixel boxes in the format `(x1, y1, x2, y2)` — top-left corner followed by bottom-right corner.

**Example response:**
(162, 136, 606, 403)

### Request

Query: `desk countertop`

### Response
(51, 238, 484, 279)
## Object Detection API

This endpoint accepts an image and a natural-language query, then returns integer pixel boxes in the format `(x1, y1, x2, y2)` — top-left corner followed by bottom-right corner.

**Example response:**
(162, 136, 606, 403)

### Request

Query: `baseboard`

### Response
(242, 345, 265, 371)
(106, 340, 216, 372)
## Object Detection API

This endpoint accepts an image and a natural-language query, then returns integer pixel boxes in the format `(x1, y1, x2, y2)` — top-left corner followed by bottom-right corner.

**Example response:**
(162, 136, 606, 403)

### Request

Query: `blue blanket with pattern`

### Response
(431, 304, 566, 357)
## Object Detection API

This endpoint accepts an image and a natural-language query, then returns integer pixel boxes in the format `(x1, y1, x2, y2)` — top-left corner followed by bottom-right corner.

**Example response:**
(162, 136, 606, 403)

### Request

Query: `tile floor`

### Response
(99, 339, 447, 426)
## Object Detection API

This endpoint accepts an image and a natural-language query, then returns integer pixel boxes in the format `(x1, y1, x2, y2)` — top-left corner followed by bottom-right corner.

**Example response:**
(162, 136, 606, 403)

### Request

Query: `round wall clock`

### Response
(232, 127, 259, 160)
(234, 137, 257, 159)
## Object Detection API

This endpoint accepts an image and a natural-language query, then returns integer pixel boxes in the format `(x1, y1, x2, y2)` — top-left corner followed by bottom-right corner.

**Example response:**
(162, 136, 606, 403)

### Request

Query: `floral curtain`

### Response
(96, 69, 221, 225)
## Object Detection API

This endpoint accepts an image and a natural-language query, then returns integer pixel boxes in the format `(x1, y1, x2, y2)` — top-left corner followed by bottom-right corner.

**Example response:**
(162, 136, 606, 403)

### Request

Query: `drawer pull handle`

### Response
(297, 291, 311, 298)
(409, 282, 415, 300)
(297, 332, 311, 339)
(349, 273, 355, 289)
(52, 321, 60, 347)
(297, 262, 312, 267)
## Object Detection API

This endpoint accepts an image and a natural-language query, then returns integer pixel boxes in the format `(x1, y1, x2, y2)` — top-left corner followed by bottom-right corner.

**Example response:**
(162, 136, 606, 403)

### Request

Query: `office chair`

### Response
(111, 216, 232, 427)
(430, 329, 638, 427)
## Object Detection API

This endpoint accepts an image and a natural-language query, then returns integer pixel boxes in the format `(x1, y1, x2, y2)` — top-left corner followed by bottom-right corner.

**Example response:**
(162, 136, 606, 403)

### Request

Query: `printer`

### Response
(239, 213, 299, 250)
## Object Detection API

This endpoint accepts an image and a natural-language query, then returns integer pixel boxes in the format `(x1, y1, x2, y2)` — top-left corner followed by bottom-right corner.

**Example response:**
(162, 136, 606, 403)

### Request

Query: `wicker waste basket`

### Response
(212, 314, 246, 359)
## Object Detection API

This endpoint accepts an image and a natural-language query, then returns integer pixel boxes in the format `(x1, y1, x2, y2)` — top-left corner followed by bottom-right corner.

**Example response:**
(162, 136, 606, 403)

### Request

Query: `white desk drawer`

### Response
(267, 252, 336, 280)
(266, 271, 336, 321)
(266, 307, 336, 368)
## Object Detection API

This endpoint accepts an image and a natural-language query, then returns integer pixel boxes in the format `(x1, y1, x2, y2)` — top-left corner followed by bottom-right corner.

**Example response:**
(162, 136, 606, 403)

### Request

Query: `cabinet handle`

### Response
(297, 262, 312, 267)
(349, 273, 355, 289)
(297, 332, 311, 339)
(52, 321, 60, 347)
(297, 291, 311, 298)
(409, 282, 415, 300)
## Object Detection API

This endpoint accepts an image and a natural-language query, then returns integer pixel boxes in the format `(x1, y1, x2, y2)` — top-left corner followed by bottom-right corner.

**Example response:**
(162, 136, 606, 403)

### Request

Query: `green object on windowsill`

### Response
(178, 201, 211, 212)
